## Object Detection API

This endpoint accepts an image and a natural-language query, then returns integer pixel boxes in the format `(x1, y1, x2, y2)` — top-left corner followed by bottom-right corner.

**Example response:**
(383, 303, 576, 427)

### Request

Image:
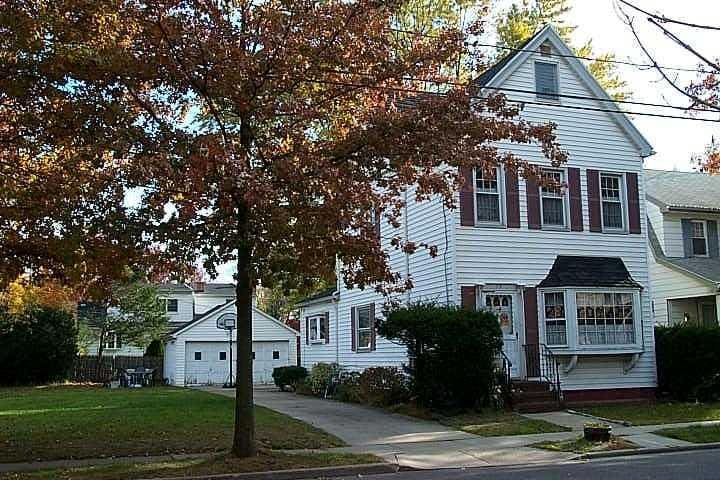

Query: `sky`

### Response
(215, 0, 720, 283)
(563, 0, 720, 171)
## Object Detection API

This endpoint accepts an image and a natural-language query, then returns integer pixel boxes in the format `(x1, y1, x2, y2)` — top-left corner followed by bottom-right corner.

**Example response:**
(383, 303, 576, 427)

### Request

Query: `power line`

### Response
(617, 0, 720, 32)
(278, 74, 720, 123)
(388, 27, 715, 75)
(318, 68, 711, 113)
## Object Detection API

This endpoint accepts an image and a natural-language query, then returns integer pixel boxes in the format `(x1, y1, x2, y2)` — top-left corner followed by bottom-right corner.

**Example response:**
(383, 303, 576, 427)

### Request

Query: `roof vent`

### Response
(539, 43, 552, 57)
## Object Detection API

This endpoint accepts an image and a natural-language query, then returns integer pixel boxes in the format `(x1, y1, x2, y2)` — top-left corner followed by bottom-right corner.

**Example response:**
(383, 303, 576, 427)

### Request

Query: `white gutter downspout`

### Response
(334, 293, 340, 365)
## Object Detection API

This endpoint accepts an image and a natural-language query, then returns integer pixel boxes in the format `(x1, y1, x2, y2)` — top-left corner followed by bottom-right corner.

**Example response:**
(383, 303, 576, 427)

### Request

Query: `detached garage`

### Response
(164, 301, 299, 386)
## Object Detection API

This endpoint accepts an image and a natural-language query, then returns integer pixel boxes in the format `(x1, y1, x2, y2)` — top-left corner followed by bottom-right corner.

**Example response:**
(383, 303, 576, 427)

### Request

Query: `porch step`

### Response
(511, 380, 561, 413)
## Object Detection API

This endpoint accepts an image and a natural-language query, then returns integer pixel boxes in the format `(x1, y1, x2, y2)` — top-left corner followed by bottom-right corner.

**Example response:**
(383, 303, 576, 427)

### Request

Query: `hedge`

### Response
(378, 302, 503, 408)
(655, 325, 720, 401)
(0, 307, 78, 385)
(272, 366, 308, 391)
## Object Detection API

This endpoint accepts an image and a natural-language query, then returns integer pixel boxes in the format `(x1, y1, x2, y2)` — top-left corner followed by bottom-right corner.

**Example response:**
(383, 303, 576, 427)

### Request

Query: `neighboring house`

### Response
(299, 25, 657, 405)
(80, 283, 298, 384)
(164, 301, 300, 386)
(645, 169, 720, 327)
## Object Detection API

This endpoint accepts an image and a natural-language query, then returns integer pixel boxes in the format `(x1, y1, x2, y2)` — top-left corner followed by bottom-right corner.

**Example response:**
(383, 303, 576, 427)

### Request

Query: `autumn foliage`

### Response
(1, 0, 566, 455)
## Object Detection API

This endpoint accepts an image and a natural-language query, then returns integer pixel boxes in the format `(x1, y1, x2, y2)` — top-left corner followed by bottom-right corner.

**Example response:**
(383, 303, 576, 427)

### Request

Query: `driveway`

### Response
(200, 386, 577, 469)
(204, 386, 472, 446)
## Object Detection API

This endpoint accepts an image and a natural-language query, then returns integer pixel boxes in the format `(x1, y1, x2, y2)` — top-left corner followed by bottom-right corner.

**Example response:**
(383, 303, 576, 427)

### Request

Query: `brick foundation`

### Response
(563, 387, 655, 406)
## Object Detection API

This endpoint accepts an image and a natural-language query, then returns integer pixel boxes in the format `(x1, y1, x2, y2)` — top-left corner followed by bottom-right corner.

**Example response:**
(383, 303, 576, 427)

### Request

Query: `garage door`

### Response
(184, 341, 290, 385)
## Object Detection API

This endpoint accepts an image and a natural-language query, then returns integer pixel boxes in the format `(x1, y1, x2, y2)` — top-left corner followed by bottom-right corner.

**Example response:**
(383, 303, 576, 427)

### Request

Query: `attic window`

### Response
(535, 62, 559, 100)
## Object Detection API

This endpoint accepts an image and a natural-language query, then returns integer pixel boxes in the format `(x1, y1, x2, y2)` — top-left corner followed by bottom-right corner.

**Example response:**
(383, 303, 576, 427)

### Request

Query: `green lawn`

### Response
(655, 425, 720, 444)
(390, 405, 569, 437)
(580, 402, 720, 426)
(0, 386, 344, 463)
(532, 435, 638, 454)
(0, 452, 380, 480)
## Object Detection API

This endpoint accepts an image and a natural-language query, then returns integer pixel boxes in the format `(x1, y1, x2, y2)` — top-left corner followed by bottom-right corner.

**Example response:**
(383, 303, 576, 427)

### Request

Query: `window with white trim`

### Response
(540, 169, 567, 228)
(600, 173, 625, 231)
(160, 298, 178, 313)
(543, 292, 567, 346)
(308, 314, 328, 343)
(474, 167, 503, 224)
(356, 304, 373, 350)
(535, 61, 559, 100)
(691, 220, 708, 256)
(576, 292, 635, 345)
(103, 331, 121, 350)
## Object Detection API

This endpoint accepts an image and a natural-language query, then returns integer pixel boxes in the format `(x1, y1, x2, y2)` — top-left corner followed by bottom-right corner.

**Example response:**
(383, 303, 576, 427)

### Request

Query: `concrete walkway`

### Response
(203, 387, 579, 468)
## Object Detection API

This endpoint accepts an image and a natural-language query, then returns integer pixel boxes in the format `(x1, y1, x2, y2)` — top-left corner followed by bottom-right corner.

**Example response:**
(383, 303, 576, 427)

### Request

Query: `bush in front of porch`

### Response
(655, 325, 720, 401)
(378, 302, 503, 409)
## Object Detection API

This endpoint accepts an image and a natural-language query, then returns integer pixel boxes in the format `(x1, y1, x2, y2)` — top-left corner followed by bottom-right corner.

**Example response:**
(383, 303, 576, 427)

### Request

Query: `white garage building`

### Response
(164, 301, 299, 386)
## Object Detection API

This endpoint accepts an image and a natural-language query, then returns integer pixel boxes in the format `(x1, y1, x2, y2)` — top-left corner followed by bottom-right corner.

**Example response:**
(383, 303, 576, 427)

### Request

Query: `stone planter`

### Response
(584, 424, 612, 442)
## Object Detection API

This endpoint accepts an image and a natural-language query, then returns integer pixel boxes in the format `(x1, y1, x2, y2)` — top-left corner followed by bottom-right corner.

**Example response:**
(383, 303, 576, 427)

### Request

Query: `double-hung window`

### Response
(475, 167, 503, 224)
(576, 292, 635, 345)
(308, 314, 328, 343)
(356, 305, 373, 350)
(540, 169, 566, 228)
(103, 331, 121, 350)
(160, 298, 179, 313)
(600, 173, 625, 231)
(691, 220, 708, 256)
(535, 62, 559, 100)
(543, 292, 567, 346)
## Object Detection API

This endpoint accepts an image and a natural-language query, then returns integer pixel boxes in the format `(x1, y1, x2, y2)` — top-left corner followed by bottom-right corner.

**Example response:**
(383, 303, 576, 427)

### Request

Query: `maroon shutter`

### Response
(505, 169, 520, 228)
(626, 172, 641, 234)
(373, 209, 381, 241)
(350, 307, 357, 352)
(460, 286, 477, 311)
(459, 166, 475, 226)
(526, 177, 541, 230)
(305, 317, 310, 345)
(323, 313, 330, 344)
(369, 303, 376, 351)
(523, 287, 540, 377)
(568, 167, 583, 232)
(587, 169, 602, 232)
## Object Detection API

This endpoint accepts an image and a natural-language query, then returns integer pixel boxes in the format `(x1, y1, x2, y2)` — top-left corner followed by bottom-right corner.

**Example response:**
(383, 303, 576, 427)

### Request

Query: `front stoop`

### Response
(512, 380, 562, 413)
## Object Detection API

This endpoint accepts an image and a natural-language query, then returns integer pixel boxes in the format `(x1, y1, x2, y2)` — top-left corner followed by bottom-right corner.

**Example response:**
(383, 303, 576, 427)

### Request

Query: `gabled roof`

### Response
(645, 169, 720, 214)
(296, 288, 337, 307)
(195, 283, 236, 296)
(473, 24, 654, 158)
(538, 255, 642, 289)
(648, 221, 720, 287)
(157, 283, 193, 293)
(169, 300, 299, 337)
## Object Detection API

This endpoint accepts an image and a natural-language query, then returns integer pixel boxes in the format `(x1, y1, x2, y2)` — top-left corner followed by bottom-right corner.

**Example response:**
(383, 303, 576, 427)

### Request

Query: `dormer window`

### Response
(535, 62, 559, 100)
(691, 220, 708, 256)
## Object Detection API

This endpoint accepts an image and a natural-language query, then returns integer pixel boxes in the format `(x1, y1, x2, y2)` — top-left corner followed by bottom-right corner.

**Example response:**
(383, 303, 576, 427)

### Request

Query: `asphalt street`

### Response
(343, 449, 720, 480)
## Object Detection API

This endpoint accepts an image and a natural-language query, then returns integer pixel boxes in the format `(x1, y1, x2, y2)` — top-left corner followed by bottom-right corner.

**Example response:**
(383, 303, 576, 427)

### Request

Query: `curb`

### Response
(136, 463, 399, 480)
(577, 442, 720, 460)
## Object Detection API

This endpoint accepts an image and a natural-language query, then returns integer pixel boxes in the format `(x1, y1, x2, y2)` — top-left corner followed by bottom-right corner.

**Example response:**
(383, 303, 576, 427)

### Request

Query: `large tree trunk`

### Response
(232, 205, 256, 457)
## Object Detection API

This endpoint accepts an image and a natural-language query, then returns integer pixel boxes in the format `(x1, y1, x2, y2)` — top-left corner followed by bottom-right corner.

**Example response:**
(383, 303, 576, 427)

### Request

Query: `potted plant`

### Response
(584, 422, 612, 442)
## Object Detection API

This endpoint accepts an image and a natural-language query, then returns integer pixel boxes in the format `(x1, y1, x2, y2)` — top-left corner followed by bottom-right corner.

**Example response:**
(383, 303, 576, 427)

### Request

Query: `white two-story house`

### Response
(646, 169, 720, 327)
(299, 25, 657, 406)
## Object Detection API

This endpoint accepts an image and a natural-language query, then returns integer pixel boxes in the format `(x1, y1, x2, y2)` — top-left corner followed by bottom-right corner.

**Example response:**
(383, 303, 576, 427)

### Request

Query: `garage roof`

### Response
(170, 300, 299, 337)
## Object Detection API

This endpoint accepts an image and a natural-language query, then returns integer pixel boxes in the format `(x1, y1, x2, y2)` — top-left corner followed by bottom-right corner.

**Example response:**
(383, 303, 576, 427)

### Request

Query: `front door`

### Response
(484, 293, 520, 378)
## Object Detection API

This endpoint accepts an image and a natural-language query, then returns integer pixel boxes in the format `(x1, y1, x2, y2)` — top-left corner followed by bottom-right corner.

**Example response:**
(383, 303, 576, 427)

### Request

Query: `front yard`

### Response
(580, 402, 720, 426)
(0, 386, 345, 463)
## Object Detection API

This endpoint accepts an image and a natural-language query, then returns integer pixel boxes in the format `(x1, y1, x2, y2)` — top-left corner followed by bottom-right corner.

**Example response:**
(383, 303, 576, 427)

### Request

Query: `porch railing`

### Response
(522, 343, 562, 402)
(493, 350, 513, 409)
